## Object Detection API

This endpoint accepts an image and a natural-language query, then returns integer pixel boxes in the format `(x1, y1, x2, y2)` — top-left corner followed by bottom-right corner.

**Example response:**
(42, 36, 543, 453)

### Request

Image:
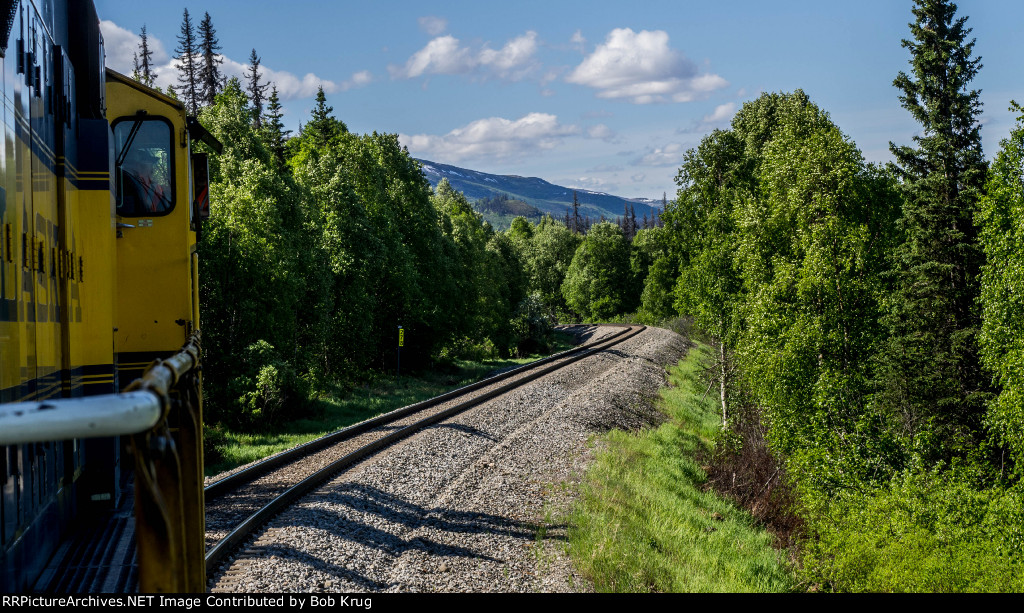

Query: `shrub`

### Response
(510, 294, 555, 356)
(217, 340, 311, 429)
(799, 467, 1024, 592)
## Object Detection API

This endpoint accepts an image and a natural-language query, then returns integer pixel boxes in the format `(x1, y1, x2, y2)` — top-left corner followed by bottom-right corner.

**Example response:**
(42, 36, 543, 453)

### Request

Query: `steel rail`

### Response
(204, 324, 631, 500)
(205, 325, 645, 574)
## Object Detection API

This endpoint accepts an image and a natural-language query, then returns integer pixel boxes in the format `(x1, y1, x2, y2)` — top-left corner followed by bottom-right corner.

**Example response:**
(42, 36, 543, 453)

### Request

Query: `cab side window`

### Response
(113, 119, 174, 216)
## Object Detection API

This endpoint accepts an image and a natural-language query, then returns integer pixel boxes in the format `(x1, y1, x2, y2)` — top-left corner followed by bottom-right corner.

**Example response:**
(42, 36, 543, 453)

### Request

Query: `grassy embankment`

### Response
(566, 341, 794, 592)
(204, 333, 577, 476)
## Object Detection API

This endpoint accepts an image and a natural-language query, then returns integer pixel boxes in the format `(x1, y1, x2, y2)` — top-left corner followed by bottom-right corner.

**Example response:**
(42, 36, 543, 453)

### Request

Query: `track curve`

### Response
(203, 325, 645, 576)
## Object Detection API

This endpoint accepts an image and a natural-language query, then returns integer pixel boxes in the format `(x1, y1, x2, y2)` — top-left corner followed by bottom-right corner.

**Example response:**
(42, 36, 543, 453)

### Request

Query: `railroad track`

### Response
(202, 324, 645, 580)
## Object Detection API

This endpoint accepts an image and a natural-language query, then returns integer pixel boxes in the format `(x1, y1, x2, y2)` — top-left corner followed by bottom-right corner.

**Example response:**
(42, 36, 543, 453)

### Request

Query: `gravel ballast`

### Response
(209, 326, 689, 593)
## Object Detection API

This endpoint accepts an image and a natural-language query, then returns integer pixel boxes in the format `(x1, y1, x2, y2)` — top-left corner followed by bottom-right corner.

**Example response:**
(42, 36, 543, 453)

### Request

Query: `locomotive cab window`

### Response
(113, 117, 174, 217)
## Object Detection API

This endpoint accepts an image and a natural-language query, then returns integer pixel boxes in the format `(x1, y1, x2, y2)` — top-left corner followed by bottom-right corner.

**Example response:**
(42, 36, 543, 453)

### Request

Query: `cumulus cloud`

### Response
(677, 101, 737, 134)
(566, 28, 727, 104)
(634, 142, 686, 167)
(391, 35, 475, 78)
(400, 112, 579, 162)
(479, 31, 540, 80)
(100, 20, 170, 73)
(100, 20, 345, 100)
(389, 32, 540, 81)
(418, 16, 448, 36)
(216, 55, 343, 98)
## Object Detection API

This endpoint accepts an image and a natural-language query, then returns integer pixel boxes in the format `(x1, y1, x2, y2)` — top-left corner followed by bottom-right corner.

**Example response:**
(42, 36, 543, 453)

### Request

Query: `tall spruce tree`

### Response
(571, 191, 581, 234)
(875, 0, 989, 459)
(198, 12, 224, 106)
(175, 9, 200, 115)
(137, 25, 155, 86)
(263, 84, 290, 164)
(245, 49, 270, 128)
(305, 86, 346, 144)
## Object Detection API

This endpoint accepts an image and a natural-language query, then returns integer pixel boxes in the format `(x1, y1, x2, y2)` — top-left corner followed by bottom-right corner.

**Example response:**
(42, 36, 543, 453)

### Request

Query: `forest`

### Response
(140, 0, 1023, 591)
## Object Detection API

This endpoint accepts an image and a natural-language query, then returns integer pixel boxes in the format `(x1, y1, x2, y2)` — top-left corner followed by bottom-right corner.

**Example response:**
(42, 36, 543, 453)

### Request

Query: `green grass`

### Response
(204, 333, 576, 476)
(566, 342, 794, 592)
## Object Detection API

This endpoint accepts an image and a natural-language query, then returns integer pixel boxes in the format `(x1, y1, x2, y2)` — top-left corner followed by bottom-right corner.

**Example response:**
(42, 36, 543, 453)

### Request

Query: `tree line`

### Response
(559, 191, 664, 239)
(195, 83, 546, 428)
(650, 0, 1020, 590)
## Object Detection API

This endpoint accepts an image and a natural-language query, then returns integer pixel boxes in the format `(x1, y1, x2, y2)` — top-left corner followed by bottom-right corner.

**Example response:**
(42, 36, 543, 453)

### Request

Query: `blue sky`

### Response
(93, 0, 1024, 200)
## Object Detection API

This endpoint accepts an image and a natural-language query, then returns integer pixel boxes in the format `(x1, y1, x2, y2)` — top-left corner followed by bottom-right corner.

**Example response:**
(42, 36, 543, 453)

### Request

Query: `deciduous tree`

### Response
(562, 221, 636, 321)
(977, 103, 1024, 477)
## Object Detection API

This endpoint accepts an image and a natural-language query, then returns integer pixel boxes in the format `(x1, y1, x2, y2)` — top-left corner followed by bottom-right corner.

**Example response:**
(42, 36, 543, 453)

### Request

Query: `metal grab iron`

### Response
(125, 333, 205, 593)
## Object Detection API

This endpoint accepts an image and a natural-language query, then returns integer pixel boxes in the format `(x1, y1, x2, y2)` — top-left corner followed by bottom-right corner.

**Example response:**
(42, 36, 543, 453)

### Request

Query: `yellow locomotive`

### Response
(0, 0, 215, 592)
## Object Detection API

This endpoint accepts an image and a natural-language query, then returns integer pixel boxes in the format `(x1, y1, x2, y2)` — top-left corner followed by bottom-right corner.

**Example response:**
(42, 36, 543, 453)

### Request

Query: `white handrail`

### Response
(0, 391, 162, 445)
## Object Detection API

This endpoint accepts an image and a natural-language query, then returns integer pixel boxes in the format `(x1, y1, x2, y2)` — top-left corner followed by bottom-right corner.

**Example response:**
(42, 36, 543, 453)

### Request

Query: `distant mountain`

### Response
(416, 159, 662, 222)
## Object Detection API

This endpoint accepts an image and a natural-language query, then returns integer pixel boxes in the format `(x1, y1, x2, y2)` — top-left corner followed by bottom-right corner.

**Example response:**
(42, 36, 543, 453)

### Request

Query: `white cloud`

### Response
(390, 35, 475, 78)
(571, 30, 586, 52)
(400, 113, 579, 162)
(418, 16, 448, 36)
(350, 70, 373, 87)
(217, 55, 342, 99)
(677, 101, 737, 134)
(586, 123, 617, 142)
(631, 173, 646, 183)
(566, 28, 727, 104)
(634, 143, 686, 167)
(479, 31, 539, 80)
(100, 20, 342, 101)
(389, 32, 540, 81)
(100, 20, 170, 74)
(703, 102, 736, 124)
(571, 176, 615, 190)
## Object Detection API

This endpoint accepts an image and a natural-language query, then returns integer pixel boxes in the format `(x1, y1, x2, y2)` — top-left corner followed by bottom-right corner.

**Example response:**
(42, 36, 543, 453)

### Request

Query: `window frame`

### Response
(111, 115, 176, 218)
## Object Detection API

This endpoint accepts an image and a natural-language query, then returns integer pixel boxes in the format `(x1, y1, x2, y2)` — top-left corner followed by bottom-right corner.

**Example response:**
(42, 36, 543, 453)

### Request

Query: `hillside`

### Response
(416, 158, 662, 222)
